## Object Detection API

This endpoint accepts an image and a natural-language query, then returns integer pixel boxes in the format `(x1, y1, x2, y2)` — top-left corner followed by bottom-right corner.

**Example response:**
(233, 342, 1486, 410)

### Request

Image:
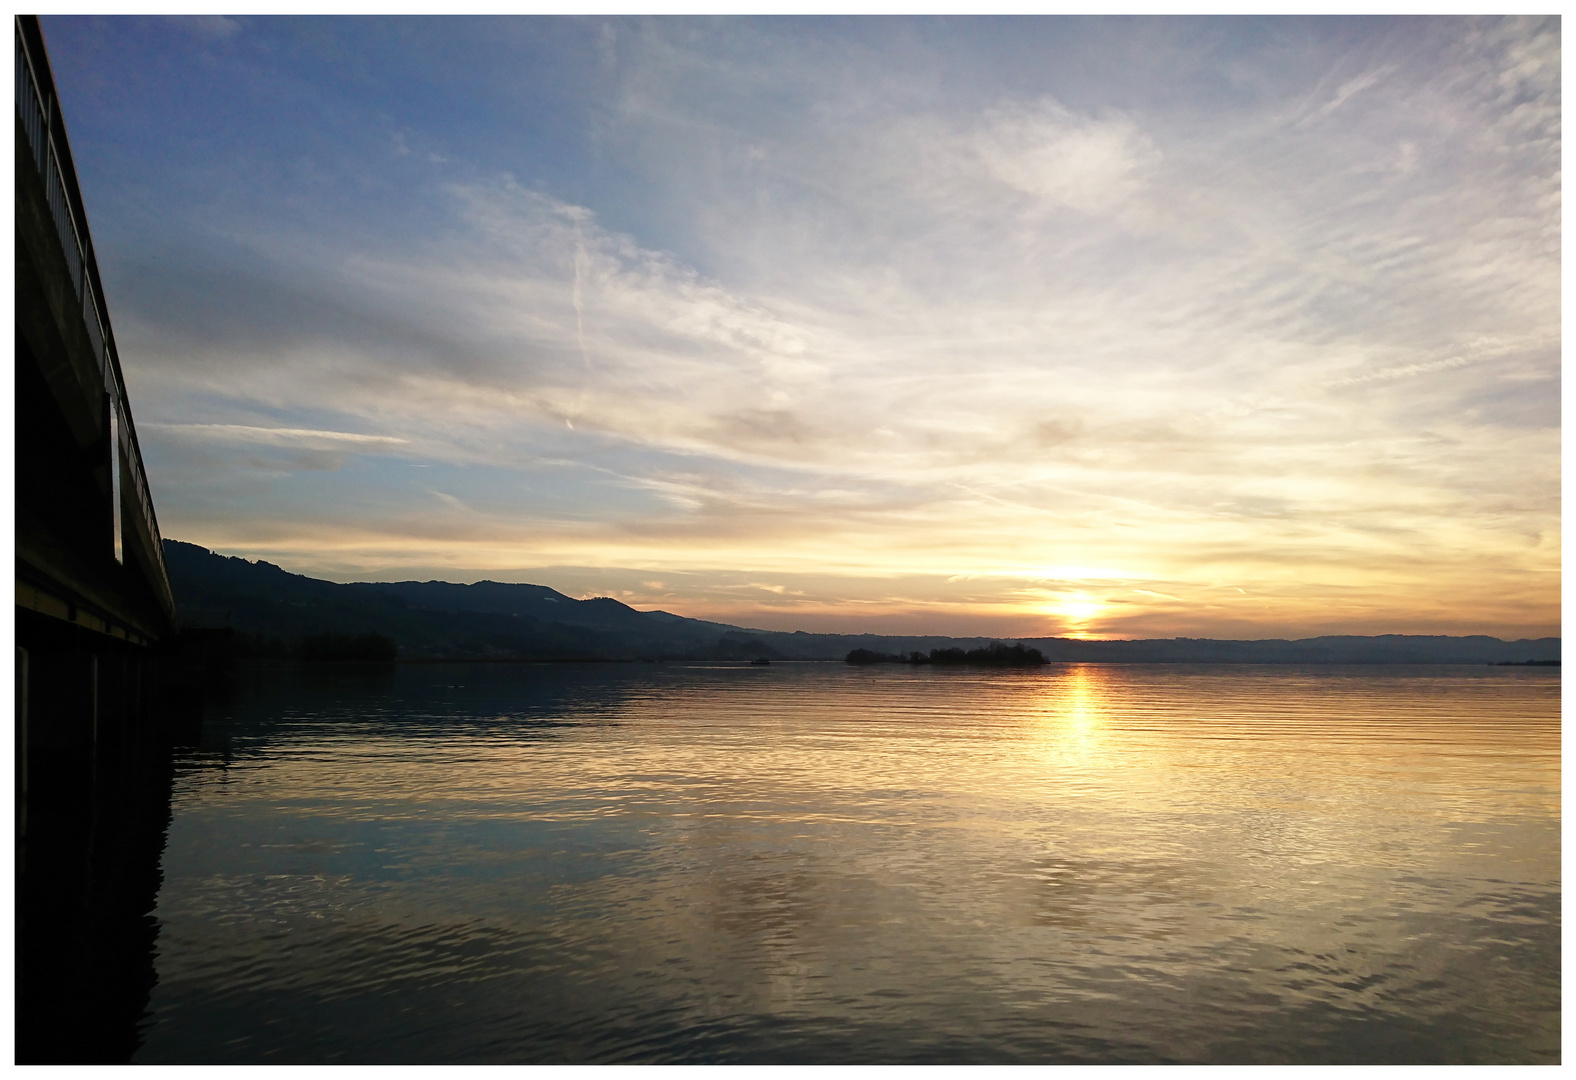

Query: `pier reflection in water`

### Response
(133, 662, 1557, 1063)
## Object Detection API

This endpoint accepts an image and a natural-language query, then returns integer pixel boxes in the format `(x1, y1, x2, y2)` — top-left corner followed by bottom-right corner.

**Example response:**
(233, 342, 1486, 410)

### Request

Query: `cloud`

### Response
(1304, 67, 1391, 123)
(149, 423, 408, 448)
(1322, 354, 1475, 390)
(84, 16, 1558, 638)
(975, 99, 1159, 215)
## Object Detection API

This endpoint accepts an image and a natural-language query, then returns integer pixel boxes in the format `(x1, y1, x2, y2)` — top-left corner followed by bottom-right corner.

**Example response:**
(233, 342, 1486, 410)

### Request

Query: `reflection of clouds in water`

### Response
(144, 665, 1559, 1063)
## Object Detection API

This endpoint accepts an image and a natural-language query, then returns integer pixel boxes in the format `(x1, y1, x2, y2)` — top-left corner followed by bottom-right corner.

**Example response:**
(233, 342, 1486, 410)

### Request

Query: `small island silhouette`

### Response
(847, 642, 1047, 667)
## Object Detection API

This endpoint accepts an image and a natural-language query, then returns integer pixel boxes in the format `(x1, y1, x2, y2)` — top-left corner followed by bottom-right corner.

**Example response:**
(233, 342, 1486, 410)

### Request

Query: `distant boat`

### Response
(750, 657, 772, 665)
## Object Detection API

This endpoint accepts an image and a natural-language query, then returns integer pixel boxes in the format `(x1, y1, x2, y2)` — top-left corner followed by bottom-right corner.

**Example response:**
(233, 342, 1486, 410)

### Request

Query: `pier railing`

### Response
(16, 17, 173, 612)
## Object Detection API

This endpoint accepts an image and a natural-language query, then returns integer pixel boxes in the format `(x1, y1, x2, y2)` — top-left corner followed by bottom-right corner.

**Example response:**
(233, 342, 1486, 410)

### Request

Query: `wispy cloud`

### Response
(149, 423, 407, 447)
(975, 98, 1159, 217)
(53, 15, 1558, 638)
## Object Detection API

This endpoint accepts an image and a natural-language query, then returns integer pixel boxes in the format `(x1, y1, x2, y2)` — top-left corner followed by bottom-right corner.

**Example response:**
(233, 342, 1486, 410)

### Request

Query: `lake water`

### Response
(133, 662, 1560, 1063)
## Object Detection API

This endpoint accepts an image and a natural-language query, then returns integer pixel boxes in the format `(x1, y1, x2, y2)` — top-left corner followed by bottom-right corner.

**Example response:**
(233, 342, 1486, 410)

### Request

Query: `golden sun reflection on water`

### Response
(140, 662, 1561, 1065)
(1032, 663, 1110, 761)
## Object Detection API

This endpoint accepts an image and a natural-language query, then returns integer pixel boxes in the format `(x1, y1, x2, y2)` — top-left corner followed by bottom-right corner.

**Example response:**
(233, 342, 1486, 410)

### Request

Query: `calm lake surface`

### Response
(134, 662, 1559, 1063)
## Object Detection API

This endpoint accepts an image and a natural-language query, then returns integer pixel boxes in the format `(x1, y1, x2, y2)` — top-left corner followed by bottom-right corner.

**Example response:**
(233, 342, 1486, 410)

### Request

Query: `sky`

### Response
(39, 15, 1560, 640)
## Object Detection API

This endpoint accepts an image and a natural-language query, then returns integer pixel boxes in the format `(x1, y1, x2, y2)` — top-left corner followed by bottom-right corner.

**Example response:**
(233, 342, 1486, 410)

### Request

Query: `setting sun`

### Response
(1039, 592, 1108, 635)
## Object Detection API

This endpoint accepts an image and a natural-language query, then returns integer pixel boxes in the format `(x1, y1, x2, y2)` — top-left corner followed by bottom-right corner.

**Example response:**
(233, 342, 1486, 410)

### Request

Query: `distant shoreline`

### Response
(164, 540, 1561, 668)
(225, 655, 1561, 670)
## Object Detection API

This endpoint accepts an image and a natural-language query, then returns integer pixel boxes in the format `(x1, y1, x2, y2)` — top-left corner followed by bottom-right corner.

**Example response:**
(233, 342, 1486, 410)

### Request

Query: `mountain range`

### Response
(163, 540, 1560, 665)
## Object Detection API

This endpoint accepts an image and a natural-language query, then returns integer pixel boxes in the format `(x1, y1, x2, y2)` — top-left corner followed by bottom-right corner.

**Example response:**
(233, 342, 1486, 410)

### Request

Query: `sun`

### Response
(1050, 595, 1104, 622)
(1041, 592, 1106, 637)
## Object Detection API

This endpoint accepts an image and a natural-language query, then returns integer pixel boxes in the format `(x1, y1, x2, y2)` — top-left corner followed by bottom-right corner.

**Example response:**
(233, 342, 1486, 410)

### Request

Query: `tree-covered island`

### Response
(847, 642, 1047, 667)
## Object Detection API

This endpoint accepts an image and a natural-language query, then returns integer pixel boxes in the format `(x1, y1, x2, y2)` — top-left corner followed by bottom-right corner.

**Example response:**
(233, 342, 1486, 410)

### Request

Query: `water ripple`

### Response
(139, 663, 1558, 1063)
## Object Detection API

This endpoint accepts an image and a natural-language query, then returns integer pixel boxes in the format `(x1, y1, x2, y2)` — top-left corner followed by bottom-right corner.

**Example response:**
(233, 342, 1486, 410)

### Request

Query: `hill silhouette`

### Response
(163, 540, 1559, 665)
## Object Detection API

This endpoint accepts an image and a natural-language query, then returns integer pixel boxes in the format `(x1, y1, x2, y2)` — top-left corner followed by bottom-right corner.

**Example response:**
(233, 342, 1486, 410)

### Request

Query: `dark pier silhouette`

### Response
(15, 15, 197, 1063)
